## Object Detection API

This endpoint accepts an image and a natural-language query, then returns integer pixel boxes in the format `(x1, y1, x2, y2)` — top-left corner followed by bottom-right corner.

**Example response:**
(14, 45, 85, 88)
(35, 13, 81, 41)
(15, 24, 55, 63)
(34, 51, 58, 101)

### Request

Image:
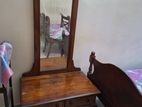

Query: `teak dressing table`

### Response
(21, 71, 100, 107)
(20, 0, 100, 107)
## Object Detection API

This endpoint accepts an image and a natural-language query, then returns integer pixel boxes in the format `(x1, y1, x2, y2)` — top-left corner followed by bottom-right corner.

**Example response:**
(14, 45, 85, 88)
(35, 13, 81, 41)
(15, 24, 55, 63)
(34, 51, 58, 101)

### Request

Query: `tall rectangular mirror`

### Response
(22, 0, 79, 76)
(40, 0, 72, 71)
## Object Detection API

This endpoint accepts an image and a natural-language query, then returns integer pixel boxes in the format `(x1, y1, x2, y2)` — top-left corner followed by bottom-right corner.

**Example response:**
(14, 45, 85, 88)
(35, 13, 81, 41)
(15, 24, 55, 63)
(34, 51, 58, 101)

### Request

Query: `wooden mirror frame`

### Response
(23, 0, 79, 76)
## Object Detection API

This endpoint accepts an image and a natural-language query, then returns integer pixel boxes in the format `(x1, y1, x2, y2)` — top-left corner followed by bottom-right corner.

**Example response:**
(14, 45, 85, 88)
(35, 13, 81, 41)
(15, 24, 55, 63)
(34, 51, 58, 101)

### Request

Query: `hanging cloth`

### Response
(0, 42, 13, 88)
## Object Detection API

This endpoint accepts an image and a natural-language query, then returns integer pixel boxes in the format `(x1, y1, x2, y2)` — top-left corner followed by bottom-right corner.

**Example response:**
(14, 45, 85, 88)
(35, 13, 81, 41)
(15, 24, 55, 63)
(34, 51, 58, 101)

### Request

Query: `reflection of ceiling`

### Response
(40, 0, 72, 24)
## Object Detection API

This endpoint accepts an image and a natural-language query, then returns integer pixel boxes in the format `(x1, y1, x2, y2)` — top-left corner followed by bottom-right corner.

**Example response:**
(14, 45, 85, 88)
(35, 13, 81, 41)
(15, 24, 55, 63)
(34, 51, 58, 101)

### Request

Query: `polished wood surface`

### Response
(21, 71, 100, 107)
(40, 57, 67, 71)
(87, 52, 142, 107)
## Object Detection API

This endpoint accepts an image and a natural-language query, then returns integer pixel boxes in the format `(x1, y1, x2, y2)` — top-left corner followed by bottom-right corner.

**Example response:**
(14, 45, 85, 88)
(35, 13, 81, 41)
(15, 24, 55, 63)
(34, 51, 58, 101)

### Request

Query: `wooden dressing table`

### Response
(21, 71, 100, 107)
(21, 0, 100, 107)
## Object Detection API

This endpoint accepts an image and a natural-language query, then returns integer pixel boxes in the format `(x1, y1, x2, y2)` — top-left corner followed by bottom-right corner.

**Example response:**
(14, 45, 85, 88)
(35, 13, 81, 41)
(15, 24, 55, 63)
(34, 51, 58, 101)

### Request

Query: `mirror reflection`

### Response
(40, 0, 72, 71)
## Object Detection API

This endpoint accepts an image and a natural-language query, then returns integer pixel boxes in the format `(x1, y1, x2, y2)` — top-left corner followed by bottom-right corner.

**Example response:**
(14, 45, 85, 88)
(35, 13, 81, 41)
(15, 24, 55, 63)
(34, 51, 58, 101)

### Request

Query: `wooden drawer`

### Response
(65, 95, 96, 107)
(28, 95, 96, 107)
(33, 101, 64, 107)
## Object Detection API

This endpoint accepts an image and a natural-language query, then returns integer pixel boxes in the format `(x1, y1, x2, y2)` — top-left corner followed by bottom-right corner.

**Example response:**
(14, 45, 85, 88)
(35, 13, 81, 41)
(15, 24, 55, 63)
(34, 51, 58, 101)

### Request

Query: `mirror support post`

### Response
(32, 0, 40, 74)
(22, 0, 40, 76)
(67, 0, 79, 72)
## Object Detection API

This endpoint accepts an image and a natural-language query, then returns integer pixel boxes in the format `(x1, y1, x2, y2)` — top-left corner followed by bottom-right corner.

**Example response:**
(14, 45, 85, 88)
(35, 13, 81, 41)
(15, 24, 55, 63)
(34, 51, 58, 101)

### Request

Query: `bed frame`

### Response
(87, 52, 142, 107)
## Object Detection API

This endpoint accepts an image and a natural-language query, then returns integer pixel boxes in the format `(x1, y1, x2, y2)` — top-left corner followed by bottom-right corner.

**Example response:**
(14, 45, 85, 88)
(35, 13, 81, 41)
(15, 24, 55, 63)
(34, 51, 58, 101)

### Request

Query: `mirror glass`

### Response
(40, 0, 72, 71)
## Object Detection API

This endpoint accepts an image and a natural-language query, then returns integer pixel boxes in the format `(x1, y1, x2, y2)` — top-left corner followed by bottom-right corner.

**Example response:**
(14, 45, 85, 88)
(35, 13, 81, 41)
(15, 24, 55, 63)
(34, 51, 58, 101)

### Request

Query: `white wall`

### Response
(0, 0, 142, 106)
(0, 0, 34, 106)
(40, 0, 72, 24)
(74, 0, 142, 74)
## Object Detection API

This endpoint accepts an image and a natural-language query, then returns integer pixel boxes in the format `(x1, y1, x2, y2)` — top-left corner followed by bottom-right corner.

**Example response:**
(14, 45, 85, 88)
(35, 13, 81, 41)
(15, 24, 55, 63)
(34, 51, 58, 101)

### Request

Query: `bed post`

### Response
(87, 51, 95, 76)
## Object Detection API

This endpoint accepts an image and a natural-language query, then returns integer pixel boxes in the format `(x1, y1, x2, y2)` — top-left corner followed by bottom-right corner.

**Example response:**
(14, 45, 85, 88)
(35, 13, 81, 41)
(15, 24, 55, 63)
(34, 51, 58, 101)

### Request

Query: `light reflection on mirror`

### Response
(40, 0, 72, 71)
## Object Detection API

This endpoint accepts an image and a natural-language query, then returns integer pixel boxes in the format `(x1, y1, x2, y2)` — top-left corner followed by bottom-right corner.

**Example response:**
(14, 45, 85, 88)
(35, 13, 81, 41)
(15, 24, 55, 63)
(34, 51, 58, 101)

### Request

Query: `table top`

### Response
(21, 71, 100, 107)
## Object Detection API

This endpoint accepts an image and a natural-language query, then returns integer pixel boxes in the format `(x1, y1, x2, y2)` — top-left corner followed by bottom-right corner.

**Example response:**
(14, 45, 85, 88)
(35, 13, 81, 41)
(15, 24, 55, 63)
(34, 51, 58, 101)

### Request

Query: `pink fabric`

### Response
(50, 24, 69, 40)
(125, 69, 142, 94)
(50, 24, 63, 40)
(2, 68, 13, 87)
(127, 69, 142, 80)
(50, 24, 60, 29)
(0, 42, 13, 87)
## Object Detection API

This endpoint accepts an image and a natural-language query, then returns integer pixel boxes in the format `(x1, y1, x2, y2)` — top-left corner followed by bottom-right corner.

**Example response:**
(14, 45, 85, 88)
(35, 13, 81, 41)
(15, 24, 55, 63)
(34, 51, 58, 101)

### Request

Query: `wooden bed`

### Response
(87, 52, 142, 107)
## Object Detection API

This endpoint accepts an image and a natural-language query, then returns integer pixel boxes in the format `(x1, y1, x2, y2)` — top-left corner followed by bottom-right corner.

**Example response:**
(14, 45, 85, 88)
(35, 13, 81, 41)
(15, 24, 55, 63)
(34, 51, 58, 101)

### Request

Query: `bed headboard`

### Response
(87, 52, 142, 107)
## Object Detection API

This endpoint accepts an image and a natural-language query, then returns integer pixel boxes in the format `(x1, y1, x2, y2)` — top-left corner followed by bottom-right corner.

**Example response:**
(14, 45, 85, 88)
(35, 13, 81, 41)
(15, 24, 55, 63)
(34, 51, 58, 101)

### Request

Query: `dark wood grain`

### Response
(87, 52, 142, 107)
(21, 71, 100, 107)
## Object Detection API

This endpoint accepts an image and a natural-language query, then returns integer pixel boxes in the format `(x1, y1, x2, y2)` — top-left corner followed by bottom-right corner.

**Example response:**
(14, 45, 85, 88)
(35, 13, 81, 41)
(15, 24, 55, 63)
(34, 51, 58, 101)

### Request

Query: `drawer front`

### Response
(34, 101, 64, 107)
(65, 95, 96, 107)
(46, 101, 65, 107)
(30, 95, 96, 107)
